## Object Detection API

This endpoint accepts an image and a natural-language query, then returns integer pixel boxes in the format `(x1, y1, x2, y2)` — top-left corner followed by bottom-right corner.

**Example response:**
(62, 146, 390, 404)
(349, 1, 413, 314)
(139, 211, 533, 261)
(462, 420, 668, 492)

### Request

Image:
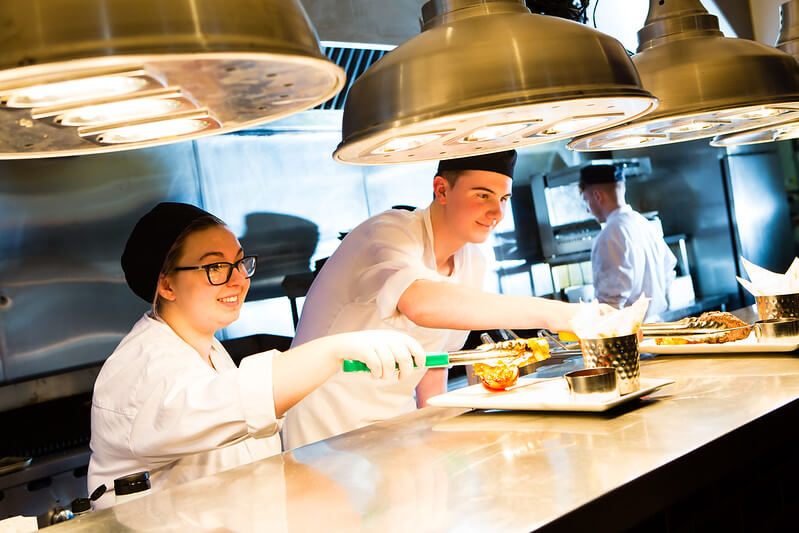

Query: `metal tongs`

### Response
(342, 335, 546, 372)
(535, 329, 582, 356)
(639, 320, 752, 337)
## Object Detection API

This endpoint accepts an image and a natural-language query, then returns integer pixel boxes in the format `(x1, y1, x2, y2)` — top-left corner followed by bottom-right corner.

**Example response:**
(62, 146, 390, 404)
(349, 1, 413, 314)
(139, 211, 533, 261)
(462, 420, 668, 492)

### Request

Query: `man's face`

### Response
(581, 186, 605, 223)
(436, 170, 512, 243)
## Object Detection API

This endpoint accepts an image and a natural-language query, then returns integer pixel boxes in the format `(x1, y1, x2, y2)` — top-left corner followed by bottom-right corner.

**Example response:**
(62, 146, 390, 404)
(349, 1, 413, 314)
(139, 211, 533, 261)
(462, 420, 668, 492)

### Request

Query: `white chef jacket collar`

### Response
(606, 204, 632, 223)
(421, 205, 465, 277)
(142, 312, 229, 371)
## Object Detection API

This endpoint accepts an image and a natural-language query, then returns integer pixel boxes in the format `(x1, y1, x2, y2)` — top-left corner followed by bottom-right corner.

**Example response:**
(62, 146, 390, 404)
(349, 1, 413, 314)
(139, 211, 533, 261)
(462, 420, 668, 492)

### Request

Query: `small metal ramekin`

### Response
(754, 318, 799, 342)
(565, 367, 618, 395)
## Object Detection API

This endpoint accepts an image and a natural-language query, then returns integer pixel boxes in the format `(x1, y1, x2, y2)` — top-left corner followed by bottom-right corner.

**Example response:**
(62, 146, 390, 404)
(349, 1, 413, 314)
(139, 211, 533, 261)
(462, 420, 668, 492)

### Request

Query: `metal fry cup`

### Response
(579, 333, 640, 394)
(755, 293, 799, 320)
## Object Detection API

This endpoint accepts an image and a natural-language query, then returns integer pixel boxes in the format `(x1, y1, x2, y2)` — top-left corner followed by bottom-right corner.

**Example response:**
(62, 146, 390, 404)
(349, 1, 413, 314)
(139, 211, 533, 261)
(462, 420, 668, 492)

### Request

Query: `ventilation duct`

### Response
(314, 46, 389, 111)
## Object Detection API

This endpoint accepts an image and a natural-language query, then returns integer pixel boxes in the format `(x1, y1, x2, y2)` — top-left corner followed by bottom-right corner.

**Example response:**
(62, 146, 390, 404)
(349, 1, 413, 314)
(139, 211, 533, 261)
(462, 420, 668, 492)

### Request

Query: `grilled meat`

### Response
(654, 311, 751, 345)
(473, 338, 550, 391)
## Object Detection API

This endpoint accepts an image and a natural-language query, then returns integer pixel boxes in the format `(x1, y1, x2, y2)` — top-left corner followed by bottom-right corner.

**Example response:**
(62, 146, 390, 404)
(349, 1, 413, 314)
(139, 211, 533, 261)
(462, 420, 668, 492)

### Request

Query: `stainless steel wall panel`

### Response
(302, 0, 426, 48)
(0, 118, 776, 394)
(193, 131, 370, 262)
(362, 162, 437, 215)
(0, 144, 202, 383)
(723, 149, 795, 302)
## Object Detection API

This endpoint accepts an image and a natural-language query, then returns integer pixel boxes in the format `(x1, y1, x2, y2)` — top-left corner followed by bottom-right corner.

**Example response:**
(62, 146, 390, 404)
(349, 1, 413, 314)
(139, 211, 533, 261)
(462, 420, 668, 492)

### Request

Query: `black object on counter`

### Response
(89, 483, 107, 501)
(114, 471, 150, 496)
(71, 497, 91, 514)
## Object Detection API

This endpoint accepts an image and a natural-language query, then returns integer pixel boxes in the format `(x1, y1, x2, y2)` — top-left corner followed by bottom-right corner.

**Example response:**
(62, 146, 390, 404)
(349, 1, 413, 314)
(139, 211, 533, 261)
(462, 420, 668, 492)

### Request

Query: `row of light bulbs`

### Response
(0, 66, 219, 145)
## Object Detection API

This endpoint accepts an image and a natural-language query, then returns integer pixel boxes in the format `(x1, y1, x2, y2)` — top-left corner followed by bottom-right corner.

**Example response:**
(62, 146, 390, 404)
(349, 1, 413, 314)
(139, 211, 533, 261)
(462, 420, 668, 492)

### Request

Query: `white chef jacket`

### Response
(88, 314, 283, 509)
(591, 205, 677, 322)
(284, 206, 487, 449)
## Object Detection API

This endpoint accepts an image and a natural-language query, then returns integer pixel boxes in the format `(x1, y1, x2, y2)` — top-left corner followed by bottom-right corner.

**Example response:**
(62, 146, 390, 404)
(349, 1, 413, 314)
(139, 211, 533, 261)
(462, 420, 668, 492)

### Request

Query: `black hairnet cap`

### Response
(579, 164, 624, 187)
(436, 150, 517, 179)
(121, 202, 215, 303)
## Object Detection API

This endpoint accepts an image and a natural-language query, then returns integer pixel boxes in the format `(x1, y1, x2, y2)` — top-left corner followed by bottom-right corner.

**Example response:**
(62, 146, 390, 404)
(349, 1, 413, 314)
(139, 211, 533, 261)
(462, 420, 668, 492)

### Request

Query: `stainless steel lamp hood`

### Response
(569, 0, 799, 152)
(0, 0, 345, 159)
(333, 0, 658, 165)
(711, 0, 799, 148)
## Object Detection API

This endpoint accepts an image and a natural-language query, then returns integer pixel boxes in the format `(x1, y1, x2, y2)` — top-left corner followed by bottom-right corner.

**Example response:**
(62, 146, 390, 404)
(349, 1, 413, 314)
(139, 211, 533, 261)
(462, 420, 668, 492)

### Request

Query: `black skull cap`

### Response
(579, 164, 624, 186)
(436, 150, 517, 179)
(121, 202, 216, 302)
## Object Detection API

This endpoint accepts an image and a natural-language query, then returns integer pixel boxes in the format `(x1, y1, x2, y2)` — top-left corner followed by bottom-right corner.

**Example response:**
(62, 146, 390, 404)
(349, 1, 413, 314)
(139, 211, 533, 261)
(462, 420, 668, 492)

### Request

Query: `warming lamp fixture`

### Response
(569, 0, 799, 152)
(333, 0, 658, 165)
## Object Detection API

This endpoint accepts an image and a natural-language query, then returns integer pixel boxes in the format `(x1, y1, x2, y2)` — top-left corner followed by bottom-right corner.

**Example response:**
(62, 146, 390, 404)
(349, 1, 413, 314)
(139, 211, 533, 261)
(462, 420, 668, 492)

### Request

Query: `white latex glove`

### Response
(342, 330, 425, 380)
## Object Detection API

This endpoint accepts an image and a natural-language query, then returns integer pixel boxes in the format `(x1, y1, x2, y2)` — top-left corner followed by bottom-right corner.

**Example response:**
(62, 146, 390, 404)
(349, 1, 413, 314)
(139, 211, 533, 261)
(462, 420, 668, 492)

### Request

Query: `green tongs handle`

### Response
(343, 353, 450, 372)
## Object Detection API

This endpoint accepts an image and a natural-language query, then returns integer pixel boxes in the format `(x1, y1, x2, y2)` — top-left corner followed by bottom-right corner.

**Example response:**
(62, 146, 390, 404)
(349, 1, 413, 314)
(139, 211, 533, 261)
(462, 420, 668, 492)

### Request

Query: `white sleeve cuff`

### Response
(237, 350, 282, 438)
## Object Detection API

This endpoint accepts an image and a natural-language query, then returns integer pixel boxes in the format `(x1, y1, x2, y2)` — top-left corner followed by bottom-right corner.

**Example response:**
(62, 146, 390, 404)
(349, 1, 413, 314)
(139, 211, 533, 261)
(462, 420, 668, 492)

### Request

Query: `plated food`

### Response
(653, 311, 751, 345)
(473, 338, 550, 391)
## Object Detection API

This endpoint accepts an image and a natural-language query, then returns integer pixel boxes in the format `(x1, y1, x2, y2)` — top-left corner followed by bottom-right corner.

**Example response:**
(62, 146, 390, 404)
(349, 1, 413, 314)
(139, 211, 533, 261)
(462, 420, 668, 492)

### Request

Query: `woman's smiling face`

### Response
(162, 225, 250, 335)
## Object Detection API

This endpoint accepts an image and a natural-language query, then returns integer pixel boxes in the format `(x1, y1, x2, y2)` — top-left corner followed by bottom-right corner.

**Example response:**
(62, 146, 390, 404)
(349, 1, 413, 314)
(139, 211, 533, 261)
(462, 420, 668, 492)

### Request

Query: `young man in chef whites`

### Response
(579, 164, 677, 322)
(284, 150, 599, 449)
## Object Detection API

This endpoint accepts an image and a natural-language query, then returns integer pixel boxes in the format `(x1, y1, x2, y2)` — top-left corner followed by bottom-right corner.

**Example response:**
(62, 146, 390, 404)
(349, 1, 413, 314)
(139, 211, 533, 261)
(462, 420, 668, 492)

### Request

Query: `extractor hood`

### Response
(333, 0, 658, 165)
(569, 0, 799, 152)
(711, 0, 799, 148)
(0, 0, 345, 159)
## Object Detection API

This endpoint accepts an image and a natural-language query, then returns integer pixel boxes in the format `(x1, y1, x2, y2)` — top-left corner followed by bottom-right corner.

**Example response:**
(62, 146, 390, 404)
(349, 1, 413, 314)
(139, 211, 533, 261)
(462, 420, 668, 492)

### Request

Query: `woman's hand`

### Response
(273, 330, 425, 417)
(337, 330, 425, 380)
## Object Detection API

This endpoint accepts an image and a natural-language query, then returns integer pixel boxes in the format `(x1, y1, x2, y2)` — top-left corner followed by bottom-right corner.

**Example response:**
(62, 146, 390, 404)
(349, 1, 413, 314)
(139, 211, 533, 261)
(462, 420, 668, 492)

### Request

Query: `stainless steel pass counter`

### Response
(51, 347, 799, 531)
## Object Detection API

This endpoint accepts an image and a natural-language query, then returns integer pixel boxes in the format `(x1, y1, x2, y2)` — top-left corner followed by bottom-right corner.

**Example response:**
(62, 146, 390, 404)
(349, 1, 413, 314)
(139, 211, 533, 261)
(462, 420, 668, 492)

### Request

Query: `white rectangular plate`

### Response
(427, 377, 675, 412)
(640, 332, 799, 355)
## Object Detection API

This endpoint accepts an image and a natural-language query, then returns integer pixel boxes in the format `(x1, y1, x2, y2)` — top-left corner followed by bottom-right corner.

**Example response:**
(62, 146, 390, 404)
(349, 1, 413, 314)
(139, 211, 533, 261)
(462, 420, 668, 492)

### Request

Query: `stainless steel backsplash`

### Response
(0, 112, 784, 408)
(0, 111, 437, 403)
(0, 144, 202, 386)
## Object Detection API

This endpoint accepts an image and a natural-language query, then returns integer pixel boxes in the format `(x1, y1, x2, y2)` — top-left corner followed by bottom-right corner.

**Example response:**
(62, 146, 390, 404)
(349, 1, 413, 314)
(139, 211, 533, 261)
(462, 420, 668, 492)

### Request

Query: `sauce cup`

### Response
(754, 318, 799, 342)
(565, 367, 619, 397)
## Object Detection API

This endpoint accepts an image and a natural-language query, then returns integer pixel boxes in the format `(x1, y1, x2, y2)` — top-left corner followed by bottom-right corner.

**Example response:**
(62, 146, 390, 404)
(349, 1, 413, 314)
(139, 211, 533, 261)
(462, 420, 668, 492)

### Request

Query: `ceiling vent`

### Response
(314, 46, 390, 111)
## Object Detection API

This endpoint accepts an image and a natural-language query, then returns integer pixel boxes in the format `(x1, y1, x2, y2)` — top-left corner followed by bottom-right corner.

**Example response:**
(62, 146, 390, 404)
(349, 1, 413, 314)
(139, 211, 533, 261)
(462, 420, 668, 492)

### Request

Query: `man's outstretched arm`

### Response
(397, 279, 588, 333)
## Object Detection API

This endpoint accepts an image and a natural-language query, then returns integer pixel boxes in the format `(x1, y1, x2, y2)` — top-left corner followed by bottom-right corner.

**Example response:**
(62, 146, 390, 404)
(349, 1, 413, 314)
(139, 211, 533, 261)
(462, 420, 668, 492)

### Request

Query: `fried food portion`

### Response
(473, 338, 550, 391)
(653, 337, 690, 345)
(654, 311, 751, 345)
(474, 361, 519, 391)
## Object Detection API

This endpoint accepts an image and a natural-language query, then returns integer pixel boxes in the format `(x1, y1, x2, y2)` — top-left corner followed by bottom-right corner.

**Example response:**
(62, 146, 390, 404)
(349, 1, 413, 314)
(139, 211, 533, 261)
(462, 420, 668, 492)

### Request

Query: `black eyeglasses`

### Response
(173, 256, 257, 286)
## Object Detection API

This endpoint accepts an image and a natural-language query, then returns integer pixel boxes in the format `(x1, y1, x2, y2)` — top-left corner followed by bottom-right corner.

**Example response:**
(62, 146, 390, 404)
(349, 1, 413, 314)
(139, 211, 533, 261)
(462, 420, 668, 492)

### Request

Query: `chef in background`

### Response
(285, 151, 611, 449)
(579, 164, 677, 321)
(88, 202, 423, 508)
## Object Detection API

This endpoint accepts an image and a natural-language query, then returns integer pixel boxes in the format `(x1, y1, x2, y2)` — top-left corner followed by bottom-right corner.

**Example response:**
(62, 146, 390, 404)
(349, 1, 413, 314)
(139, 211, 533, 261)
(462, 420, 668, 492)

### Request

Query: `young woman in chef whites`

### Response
(87, 202, 423, 508)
